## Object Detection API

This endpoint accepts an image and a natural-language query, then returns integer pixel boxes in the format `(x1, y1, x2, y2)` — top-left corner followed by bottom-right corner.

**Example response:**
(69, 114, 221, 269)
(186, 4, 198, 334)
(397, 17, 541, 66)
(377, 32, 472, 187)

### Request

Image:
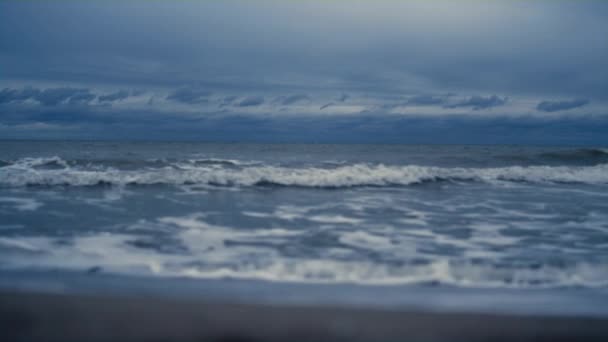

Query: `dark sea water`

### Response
(1, 141, 608, 315)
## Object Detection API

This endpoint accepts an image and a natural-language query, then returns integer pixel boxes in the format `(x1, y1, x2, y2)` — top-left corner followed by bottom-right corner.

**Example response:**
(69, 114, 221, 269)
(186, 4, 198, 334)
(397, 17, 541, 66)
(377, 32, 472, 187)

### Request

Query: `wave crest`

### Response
(2, 157, 608, 188)
(538, 148, 608, 163)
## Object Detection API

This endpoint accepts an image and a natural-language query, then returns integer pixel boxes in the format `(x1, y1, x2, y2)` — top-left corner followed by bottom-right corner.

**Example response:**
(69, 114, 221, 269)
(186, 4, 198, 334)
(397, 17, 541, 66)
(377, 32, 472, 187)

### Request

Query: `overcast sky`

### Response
(1, 0, 607, 144)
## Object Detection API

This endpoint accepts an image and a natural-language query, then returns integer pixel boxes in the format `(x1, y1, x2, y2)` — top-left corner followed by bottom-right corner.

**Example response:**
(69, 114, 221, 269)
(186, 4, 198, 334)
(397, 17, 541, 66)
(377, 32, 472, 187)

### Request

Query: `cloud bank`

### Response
(537, 99, 589, 112)
(0, 1, 606, 144)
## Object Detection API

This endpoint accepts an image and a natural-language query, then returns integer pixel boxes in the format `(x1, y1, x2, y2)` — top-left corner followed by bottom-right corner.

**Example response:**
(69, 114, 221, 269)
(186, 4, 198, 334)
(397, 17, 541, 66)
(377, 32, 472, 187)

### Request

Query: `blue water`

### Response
(1, 141, 608, 314)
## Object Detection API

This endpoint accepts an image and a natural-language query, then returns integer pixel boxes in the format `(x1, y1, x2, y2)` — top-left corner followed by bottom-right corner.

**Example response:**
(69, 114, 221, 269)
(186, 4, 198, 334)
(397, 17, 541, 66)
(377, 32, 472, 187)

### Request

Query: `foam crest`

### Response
(7, 156, 69, 169)
(2, 157, 608, 188)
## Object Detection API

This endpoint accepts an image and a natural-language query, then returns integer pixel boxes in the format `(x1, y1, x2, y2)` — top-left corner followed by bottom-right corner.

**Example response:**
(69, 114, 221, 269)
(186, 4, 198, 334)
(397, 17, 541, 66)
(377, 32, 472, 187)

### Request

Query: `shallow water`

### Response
(1, 141, 608, 312)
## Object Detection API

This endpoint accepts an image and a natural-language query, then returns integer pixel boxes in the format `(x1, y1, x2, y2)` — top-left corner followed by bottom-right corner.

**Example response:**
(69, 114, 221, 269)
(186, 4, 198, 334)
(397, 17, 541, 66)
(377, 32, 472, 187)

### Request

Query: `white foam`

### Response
(188, 156, 261, 167)
(272, 205, 314, 221)
(467, 223, 521, 247)
(398, 218, 429, 226)
(243, 209, 362, 224)
(6, 156, 68, 169)
(0, 234, 174, 274)
(1, 227, 607, 288)
(309, 215, 363, 224)
(339, 231, 394, 250)
(242, 211, 273, 218)
(1, 209, 607, 289)
(398, 210, 430, 226)
(3, 158, 608, 188)
(0, 237, 43, 252)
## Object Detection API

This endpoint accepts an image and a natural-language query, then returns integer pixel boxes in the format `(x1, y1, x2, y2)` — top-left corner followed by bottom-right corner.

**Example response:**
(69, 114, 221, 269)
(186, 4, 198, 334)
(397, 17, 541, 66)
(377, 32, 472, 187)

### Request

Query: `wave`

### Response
(537, 148, 608, 163)
(1, 156, 70, 169)
(494, 148, 608, 166)
(1, 233, 607, 289)
(2, 156, 608, 188)
(174, 259, 608, 288)
(0, 156, 257, 171)
(187, 158, 259, 167)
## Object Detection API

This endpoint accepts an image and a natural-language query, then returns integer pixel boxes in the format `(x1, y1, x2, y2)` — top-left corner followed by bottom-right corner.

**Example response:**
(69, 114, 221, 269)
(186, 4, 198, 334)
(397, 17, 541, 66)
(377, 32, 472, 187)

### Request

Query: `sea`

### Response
(1, 141, 608, 316)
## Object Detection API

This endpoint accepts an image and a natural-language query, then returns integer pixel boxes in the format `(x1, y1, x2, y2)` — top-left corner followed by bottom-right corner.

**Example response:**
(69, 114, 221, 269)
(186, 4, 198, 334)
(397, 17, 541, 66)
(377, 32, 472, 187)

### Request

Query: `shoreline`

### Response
(2, 289, 608, 342)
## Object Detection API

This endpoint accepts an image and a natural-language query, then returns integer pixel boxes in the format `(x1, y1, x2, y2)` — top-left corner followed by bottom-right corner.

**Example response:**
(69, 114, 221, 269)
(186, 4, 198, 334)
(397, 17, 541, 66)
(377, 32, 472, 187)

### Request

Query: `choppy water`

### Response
(1, 141, 608, 292)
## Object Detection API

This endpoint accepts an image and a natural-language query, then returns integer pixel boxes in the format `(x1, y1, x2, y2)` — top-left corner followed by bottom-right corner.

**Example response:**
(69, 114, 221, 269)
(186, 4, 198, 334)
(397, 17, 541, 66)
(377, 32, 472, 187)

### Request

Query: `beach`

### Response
(3, 289, 608, 342)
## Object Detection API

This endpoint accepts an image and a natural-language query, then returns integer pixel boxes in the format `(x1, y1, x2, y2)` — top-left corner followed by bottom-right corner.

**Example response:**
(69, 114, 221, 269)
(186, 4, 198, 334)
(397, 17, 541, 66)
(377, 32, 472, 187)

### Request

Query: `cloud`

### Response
(236, 96, 264, 107)
(218, 95, 238, 107)
(166, 87, 211, 104)
(0, 87, 41, 104)
(67, 91, 96, 105)
(405, 94, 448, 106)
(275, 94, 310, 105)
(536, 99, 589, 112)
(34, 88, 95, 106)
(0, 87, 97, 106)
(319, 94, 348, 110)
(2, 1, 608, 109)
(446, 95, 507, 110)
(337, 93, 349, 102)
(320, 103, 334, 110)
(99, 90, 130, 102)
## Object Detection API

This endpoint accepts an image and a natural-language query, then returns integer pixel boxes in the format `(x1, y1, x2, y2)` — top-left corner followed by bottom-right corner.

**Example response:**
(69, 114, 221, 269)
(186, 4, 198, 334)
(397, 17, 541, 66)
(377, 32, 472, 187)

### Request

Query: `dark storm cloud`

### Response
(236, 96, 264, 107)
(67, 91, 96, 105)
(99, 90, 130, 102)
(34, 88, 94, 106)
(0, 86, 96, 106)
(320, 103, 333, 110)
(446, 95, 507, 110)
(337, 93, 349, 102)
(0, 87, 40, 104)
(166, 88, 211, 104)
(2, 1, 606, 101)
(1, 1, 607, 144)
(405, 95, 449, 106)
(219, 96, 238, 108)
(536, 99, 589, 112)
(320, 93, 350, 110)
(274, 94, 311, 106)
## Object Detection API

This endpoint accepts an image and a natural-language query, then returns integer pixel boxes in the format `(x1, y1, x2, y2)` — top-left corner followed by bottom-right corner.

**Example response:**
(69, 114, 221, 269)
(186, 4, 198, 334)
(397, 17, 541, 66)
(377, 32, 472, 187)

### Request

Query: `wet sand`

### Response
(2, 290, 608, 342)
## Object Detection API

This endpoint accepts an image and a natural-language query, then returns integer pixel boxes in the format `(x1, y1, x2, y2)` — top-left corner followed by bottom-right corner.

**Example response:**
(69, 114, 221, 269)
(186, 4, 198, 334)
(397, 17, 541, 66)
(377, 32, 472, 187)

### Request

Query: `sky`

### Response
(1, 0, 607, 144)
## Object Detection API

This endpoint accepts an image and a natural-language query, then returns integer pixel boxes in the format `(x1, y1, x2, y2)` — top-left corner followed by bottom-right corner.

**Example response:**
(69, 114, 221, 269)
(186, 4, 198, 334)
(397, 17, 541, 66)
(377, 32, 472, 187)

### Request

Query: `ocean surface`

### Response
(1, 141, 608, 315)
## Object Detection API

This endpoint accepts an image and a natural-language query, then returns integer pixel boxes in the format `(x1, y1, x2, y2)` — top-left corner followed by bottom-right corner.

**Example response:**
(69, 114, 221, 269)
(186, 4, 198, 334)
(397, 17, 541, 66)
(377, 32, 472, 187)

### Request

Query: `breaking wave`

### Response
(2, 233, 607, 289)
(1, 156, 608, 188)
